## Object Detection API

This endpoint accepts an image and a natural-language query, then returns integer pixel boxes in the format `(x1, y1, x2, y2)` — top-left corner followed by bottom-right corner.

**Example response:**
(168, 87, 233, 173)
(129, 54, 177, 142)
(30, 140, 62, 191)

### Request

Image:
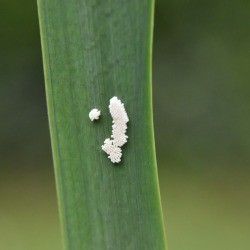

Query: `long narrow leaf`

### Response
(37, 0, 166, 249)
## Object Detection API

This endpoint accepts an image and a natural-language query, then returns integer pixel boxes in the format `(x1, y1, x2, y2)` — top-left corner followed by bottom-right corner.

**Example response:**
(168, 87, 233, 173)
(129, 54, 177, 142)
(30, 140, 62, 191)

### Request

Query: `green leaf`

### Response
(37, 0, 166, 249)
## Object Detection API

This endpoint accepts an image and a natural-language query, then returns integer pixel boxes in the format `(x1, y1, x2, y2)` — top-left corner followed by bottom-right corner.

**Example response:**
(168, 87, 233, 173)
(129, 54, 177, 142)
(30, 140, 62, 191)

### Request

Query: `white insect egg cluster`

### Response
(89, 108, 101, 121)
(102, 96, 129, 163)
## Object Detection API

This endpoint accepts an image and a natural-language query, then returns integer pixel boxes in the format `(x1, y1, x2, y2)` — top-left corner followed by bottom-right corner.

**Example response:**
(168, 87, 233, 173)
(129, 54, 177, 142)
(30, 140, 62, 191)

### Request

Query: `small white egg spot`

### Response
(89, 108, 101, 121)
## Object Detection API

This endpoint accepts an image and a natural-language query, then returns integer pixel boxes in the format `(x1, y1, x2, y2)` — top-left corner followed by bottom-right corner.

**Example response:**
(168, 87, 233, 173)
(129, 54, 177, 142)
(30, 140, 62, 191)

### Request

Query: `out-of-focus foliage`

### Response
(0, 0, 250, 250)
(154, 0, 250, 167)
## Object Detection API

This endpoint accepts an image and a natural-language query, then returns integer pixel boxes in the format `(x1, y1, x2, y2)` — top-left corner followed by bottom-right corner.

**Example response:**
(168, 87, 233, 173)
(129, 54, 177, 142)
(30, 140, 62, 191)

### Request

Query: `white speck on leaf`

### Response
(102, 96, 129, 163)
(89, 108, 101, 121)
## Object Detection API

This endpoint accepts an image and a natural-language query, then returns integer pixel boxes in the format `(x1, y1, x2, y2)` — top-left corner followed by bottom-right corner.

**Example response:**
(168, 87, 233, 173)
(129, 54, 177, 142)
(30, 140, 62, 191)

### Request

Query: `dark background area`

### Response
(1, 1, 250, 249)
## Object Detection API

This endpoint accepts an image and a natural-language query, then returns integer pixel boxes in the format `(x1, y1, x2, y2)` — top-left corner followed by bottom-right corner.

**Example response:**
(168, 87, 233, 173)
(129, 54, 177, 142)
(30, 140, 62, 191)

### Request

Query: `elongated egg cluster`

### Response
(102, 96, 129, 163)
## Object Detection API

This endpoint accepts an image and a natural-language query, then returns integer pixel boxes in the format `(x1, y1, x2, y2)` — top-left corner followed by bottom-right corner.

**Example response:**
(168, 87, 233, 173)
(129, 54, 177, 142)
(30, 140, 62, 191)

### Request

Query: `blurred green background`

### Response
(1, 0, 250, 249)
